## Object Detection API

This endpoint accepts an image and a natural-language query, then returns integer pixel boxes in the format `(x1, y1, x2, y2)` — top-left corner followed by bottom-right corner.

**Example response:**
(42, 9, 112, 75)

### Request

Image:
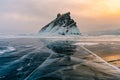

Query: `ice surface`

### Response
(74, 42, 99, 45)
(0, 36, 120, 80)
(0, 46, 15, 54)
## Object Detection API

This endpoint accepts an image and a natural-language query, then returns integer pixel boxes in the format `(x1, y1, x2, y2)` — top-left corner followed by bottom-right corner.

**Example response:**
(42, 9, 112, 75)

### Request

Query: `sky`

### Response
(0, 0, 120, 34)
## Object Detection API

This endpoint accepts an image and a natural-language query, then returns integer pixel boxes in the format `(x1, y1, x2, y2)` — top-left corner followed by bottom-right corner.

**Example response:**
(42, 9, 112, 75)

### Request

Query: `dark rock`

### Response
(39, 12, 81, 35)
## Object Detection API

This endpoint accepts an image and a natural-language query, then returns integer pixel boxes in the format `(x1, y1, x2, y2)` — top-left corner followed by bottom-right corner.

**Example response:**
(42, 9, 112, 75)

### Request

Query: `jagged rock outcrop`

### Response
(39, 12, 81, 35)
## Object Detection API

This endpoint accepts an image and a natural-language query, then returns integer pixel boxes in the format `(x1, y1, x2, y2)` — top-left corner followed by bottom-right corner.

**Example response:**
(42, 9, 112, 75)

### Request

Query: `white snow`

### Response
(0, 46, 16, 54)
(39, 24, 80, 36)
(74, 42, 99, 46)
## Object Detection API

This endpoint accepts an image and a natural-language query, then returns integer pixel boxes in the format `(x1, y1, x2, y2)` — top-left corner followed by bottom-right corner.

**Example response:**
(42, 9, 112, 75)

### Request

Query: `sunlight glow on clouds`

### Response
(105, 0, 120, 15)
(0, 0, 120, 33)
(73, 0, 120, 18)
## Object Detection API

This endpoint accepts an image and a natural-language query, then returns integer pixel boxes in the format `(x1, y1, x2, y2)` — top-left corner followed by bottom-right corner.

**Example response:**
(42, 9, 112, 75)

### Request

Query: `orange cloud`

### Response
(0, 0, 120, 33)
(71, 0, 120, 18)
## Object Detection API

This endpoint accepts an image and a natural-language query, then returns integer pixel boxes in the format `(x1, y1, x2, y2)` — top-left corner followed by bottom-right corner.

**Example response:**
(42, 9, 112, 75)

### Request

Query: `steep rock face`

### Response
(39, 12, 81, 35)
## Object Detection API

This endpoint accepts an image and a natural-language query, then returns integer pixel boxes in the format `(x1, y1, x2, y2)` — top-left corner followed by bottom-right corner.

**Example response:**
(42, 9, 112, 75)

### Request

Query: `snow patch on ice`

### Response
(74, 42, 99, 46)
(0, 46, 16, 54)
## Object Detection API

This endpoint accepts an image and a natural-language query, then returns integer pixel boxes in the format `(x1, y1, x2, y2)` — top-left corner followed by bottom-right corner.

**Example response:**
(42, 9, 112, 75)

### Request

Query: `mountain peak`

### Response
(57, 12, 70, 18)
(39, 12, 81, 35)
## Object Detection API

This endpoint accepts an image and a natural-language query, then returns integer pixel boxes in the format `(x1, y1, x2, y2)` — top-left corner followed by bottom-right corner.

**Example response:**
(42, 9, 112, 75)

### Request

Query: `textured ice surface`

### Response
(0, 38, 120, 80)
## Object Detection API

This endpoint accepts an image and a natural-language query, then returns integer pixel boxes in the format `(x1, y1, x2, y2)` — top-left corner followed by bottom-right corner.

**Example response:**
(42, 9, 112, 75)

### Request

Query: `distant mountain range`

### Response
(87, 29, 120, 36)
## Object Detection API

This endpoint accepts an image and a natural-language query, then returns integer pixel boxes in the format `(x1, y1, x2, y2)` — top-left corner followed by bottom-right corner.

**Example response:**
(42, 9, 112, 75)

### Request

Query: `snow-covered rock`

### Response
(39, 12, 81, 36)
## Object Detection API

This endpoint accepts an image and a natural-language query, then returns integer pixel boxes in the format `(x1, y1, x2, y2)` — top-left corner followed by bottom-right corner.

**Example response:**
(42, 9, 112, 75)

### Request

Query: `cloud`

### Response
(0, 0, 120, 33)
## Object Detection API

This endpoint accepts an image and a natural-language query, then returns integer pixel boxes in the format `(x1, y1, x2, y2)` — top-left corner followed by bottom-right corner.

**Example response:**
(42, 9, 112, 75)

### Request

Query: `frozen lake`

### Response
(0, 37, 120, 80)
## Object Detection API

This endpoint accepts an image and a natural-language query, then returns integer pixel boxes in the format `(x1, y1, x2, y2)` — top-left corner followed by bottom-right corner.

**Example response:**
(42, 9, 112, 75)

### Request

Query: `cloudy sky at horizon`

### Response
(0, 0, 120, 34)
